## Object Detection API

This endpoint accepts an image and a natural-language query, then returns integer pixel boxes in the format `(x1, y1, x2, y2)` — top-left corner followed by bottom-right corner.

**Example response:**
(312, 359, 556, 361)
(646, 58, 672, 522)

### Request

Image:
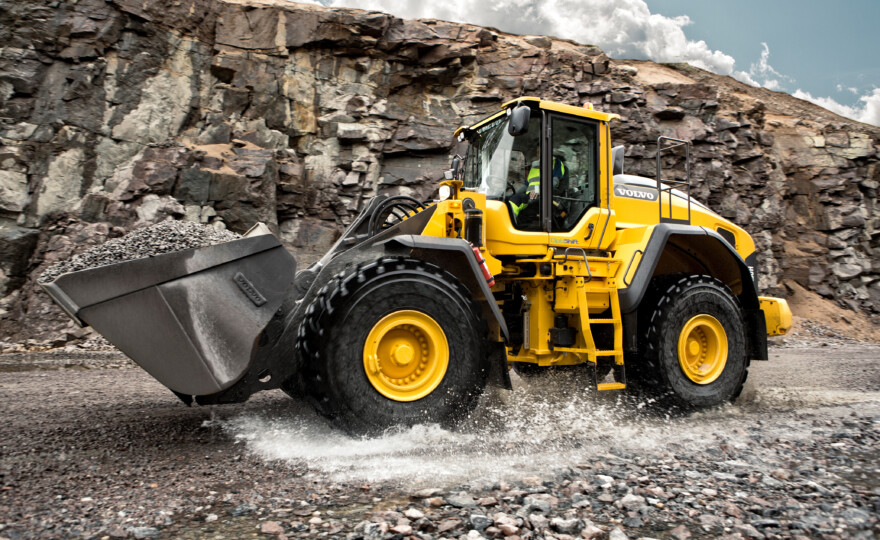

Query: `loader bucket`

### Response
(40, 233, 296, 396)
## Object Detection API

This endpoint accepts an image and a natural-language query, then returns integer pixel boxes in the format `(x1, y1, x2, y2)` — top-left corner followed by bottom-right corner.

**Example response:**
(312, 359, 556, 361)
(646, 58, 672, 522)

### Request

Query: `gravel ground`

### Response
(1, 344, 878, 540)
(38, 221, 240, 283)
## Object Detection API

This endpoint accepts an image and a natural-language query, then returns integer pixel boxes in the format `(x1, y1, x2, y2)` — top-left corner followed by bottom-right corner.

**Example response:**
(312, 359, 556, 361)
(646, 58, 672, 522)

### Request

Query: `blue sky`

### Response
(645, 0, 880, 108)
(304, 0, 880, 126)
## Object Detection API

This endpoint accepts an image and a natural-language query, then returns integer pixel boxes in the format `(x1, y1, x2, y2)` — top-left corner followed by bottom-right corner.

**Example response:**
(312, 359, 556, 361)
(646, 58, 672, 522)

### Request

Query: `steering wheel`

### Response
(505, 181, 519, 198)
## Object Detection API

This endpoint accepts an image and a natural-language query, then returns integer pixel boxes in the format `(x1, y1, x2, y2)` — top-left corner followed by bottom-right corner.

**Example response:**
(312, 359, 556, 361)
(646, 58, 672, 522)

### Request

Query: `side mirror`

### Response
(507, 104, 530, 136)
(444, 154, 462, 180)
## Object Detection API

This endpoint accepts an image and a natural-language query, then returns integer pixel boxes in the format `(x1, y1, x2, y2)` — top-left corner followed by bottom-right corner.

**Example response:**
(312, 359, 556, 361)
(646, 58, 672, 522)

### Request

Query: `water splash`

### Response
(224, 372, 880, 486)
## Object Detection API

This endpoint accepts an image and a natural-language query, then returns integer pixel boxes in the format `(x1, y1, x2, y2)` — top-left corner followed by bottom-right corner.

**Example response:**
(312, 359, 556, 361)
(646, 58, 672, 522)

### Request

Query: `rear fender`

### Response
(618, 224, 767, 360)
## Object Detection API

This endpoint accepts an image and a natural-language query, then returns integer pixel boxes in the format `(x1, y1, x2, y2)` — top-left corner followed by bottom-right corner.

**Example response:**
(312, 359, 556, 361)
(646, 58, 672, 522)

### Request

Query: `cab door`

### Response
(544, 113, 612, 251)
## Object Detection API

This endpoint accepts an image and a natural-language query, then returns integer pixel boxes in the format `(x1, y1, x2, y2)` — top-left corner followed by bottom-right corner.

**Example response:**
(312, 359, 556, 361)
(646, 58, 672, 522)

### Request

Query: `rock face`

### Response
(0, 0, 878, 343)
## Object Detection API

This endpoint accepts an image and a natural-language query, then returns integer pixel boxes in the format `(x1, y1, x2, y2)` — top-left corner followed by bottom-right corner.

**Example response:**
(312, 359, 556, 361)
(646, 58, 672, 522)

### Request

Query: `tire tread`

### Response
(639, 274, 750, 408)
(295, 257, 488, 432)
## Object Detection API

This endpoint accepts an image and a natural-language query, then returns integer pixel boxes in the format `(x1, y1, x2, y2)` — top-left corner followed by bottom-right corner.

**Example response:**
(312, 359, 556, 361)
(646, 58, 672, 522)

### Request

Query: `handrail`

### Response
(656, 136, 691, 224)
(560, 247, 593, 282)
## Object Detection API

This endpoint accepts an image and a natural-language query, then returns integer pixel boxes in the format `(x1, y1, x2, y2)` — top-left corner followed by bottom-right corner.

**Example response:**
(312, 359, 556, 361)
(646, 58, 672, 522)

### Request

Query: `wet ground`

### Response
(0, 342, 878, 539)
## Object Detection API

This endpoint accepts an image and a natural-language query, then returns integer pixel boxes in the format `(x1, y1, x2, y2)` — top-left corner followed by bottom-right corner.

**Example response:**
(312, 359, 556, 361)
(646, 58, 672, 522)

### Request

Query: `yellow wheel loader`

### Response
(42, 97, 791, 434)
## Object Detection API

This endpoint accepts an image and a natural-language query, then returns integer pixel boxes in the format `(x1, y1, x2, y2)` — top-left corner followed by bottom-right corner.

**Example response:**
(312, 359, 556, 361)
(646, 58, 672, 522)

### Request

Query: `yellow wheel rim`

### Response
(677, 314, 728, 385)
(363, 310, 449, 402)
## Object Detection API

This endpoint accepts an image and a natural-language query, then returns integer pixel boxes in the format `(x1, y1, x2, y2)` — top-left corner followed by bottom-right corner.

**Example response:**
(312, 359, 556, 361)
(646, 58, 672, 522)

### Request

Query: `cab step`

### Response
(594, 360, 626, 392)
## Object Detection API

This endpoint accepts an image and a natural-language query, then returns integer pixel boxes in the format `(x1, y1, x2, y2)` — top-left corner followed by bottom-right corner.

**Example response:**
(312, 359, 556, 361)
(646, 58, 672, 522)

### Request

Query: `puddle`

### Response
(221, 358, 880, 487)
(223, 374, 832, 486)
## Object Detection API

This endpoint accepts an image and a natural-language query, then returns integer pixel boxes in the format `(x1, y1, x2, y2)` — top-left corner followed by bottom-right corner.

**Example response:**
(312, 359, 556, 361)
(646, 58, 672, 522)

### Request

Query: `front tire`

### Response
(296, 258, 488, 434)
(641, 275, 749, 408)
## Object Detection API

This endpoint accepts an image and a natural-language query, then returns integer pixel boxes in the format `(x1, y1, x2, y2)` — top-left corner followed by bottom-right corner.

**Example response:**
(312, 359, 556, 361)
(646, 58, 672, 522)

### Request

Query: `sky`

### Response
(301, 0, 880, 127)
(645, 0, 880, 125)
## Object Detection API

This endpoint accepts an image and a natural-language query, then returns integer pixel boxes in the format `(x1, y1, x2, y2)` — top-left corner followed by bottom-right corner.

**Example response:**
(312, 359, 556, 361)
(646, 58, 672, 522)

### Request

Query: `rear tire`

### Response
(640, 275, 749, 408)
(296, 258, 488, 434)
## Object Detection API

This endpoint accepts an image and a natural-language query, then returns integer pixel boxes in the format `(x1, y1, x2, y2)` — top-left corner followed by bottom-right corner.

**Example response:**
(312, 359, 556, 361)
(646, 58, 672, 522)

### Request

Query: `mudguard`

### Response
(383, 235, 510, 343)
(618, 224, 767, 360)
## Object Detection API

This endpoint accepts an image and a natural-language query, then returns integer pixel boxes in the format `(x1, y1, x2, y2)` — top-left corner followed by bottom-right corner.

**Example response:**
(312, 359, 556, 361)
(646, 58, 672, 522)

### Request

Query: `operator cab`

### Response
(461, 100, 601, 234)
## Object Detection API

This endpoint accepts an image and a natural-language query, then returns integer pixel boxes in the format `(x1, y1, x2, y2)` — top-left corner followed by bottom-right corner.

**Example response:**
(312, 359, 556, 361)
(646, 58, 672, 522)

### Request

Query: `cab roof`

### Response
(454, 97, 620, 138)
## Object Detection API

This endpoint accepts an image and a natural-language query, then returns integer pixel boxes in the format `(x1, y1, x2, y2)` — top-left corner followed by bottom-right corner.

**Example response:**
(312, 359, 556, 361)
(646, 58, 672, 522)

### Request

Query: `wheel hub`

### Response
(363, 310, 449, 402)
(677, 314, 728, 385)
(390, 343, 415, 367)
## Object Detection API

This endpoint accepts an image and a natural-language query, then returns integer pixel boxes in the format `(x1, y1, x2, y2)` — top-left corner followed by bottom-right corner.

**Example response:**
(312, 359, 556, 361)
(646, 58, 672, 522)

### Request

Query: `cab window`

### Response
(463, 113, 544, 231)
(462, 114, 541, 201)
(550, 116, 598, 232)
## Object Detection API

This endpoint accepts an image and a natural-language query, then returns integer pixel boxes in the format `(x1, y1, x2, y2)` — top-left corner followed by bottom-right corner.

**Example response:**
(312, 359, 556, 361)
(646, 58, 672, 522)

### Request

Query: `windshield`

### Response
(463, 114, 541, 199)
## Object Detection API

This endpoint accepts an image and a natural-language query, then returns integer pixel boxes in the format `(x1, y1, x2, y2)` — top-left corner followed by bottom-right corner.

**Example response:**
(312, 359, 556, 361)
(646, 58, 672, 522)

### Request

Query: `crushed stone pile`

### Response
(39, 221, 241, 283)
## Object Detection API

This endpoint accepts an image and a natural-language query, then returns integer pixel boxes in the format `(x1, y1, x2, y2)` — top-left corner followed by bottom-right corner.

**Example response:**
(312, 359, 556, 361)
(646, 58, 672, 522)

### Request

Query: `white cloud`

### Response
(727, 42, 793, 91)
(732, 70, 760, 86)
(317, 0, 795, 94)
(793, 88, 880, 126)
(302, 0, 880, 126)
(319, 0, 740, 75)
(745, 42, 792, 91)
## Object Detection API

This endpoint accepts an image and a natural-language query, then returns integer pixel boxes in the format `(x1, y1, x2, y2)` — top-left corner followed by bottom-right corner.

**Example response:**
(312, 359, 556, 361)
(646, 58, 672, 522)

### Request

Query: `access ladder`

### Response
(551, 250, 625, 391)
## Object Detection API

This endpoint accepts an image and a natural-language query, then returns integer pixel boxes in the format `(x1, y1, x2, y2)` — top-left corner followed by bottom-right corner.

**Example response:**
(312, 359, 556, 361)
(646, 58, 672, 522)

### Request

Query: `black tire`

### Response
(639, 274, 749, 408)
(296, 257, 488, 434)
(626, 274, 680, 391)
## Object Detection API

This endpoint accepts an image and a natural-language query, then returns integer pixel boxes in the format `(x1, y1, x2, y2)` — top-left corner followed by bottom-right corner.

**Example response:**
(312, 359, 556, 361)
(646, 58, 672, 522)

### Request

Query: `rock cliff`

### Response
(1, 0, 878, 344)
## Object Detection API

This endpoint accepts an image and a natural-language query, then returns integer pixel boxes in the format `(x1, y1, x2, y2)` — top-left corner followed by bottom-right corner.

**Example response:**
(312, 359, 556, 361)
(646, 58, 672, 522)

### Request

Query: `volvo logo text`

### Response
(615, 186, 657, 201)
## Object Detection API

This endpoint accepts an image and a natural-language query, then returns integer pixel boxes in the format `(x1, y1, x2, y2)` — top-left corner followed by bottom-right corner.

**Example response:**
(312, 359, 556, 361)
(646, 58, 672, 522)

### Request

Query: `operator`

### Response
(508, 156, 566, 218)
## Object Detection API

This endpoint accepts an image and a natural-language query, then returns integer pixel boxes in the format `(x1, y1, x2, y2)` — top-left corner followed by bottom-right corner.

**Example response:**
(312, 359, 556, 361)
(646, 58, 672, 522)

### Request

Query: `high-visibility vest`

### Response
(511, 158, 565, 218)
(509, 200, 526, 217)
(526, 158, 565, 193)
